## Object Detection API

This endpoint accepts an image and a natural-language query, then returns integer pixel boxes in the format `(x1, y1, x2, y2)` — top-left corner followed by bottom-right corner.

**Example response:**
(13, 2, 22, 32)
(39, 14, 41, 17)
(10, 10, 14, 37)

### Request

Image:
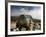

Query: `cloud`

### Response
(28, 8, 41, 19)
(19, 7, 41, 19)
(11, 6, 41, 19)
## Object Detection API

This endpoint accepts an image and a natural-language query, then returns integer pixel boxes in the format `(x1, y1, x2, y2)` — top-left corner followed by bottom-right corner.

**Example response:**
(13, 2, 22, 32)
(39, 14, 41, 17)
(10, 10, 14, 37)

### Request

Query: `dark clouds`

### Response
(11, 5, 41, 19)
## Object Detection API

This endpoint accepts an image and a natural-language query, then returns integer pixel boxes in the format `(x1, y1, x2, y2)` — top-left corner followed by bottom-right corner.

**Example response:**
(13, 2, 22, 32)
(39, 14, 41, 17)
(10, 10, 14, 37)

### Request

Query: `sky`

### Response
(11, 5, 41, 19)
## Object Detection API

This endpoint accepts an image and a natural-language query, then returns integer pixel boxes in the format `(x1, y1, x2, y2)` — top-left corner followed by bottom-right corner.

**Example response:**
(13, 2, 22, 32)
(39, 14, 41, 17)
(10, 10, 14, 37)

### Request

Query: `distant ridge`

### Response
(11, 15, 41, 22)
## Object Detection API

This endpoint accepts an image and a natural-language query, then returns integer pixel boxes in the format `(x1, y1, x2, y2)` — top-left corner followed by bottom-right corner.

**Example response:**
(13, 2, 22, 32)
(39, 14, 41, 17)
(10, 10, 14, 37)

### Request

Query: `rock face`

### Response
(16, 15, 31, 31)
(11, 14, 41, 31)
